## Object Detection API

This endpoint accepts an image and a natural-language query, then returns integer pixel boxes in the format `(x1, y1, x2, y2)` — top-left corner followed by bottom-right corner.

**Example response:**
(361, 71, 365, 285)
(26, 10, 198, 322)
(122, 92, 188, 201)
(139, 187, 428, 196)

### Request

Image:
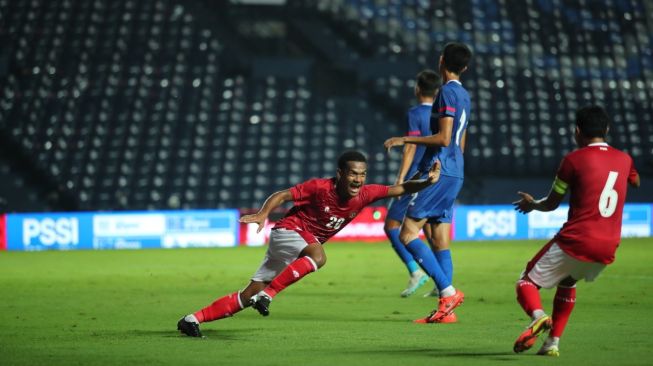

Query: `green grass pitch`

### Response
(1, 238, 652, 366)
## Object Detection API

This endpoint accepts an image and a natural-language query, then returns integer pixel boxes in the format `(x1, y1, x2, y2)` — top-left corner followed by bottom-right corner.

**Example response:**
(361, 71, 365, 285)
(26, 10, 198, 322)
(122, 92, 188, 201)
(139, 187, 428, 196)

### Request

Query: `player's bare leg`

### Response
(251, 244, 324, 316)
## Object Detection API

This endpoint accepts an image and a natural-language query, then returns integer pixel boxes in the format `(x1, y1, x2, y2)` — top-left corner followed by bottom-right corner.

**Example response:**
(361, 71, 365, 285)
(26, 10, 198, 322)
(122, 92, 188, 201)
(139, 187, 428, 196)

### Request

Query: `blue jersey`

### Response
(404, 103, 433, 179)
(417, 80, 470, 178)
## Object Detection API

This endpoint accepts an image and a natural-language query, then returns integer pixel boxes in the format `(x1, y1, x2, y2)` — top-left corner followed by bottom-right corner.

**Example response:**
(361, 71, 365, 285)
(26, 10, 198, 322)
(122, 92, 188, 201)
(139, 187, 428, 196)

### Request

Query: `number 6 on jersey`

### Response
(598, 171, 619, 218)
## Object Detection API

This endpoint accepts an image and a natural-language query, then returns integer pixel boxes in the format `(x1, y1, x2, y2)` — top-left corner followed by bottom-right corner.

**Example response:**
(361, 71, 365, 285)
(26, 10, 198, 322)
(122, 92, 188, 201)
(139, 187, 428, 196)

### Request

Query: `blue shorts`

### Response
(406, 175, 464, 224)
(386, 193, 416, 222)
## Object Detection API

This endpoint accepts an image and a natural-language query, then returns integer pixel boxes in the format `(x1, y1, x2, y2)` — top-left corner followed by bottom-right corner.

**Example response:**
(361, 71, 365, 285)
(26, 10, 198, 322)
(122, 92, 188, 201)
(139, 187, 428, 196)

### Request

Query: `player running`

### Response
(384, 42, 472, 323)
(384, 69, 439, 297)
(177, 151, 441, 337)
(512, 105, 640, 356)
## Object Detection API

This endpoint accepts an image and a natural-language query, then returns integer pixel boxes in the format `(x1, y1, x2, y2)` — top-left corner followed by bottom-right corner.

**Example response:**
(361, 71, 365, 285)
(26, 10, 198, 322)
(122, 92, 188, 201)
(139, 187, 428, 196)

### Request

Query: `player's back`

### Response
(418, 80, 470, 178)
(405, 103, 433, 178)
(556, 143, 637, 263)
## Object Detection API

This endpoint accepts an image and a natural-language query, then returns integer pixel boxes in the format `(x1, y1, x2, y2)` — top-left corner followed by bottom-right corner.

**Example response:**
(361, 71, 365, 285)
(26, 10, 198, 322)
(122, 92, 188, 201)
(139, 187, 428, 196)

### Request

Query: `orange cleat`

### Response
(513, 315, 552, 353)
(427, 290, 465, 322)
(413, 311, 457, 324)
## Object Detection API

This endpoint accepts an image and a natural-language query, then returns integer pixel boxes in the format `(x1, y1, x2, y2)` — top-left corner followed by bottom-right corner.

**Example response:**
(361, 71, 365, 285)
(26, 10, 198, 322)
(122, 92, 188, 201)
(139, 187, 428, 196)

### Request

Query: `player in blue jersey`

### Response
(384, 69, 439, 297)
(384, 42, 472, 323)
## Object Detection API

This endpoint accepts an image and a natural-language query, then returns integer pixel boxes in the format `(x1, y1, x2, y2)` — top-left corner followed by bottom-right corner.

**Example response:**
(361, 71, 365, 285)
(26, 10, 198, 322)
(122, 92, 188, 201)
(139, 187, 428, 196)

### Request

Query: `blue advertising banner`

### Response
(454, 203, 652, 241)
(453, 205, 529, 241)
(5, 210, 240, 251)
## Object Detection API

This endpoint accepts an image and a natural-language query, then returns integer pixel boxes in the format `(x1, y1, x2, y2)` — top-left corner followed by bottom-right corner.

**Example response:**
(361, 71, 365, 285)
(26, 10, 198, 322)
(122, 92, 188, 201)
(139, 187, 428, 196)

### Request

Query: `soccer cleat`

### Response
(400, 270, 429, 297)
(537, 345, 560, 357)
(251, 291, 272, 316)
(177, 317, 203, 338)
(413, 311, 457, 324)
(426, 290, 465, 322)
(513, 315, 552, 353)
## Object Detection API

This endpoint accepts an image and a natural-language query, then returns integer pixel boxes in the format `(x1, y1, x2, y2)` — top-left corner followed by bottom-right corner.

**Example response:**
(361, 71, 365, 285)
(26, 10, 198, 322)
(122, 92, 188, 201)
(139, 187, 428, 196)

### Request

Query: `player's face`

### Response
(336, 161, 368, 198)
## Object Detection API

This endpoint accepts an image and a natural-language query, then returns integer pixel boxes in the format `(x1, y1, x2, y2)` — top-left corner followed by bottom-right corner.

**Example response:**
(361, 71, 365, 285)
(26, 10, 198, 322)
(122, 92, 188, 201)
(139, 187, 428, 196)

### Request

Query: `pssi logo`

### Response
(467, 210, 517, 238)
(22, 217, 79, 246)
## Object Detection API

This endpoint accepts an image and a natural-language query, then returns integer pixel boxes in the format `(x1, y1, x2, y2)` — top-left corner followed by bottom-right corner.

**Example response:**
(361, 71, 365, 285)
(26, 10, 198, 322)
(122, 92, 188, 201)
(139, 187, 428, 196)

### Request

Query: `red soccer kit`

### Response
(274, 178, 389, 244)
(554, 143, 639, 264)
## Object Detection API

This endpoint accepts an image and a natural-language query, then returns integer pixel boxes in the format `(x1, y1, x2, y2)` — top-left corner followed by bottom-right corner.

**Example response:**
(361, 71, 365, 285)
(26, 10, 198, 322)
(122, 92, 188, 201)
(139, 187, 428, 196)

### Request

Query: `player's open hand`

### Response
(513, 191, 535, 213)
(426, 160, 441, 184)
(384, 136, 406, 153)
(239, 212, 267, 233)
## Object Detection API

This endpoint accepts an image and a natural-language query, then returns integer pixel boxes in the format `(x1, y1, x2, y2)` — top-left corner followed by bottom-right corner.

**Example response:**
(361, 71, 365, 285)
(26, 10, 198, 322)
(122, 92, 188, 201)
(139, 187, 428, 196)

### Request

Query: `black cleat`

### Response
(177, 317, 203, 337)
(251, 292, 272, 316)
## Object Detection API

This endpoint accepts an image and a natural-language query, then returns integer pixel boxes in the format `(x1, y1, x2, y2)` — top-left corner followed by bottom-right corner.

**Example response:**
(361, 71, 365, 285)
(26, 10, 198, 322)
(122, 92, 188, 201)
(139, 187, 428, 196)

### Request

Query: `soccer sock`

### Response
(264, 256, 318, 298)
(406, 239, 451, 290)
(434, 249, 453, 282)
(387, 228, 420, 274)
(516, 279, 544, 318)
(194, 291, 244, 323)
(551, 286, 576, 338)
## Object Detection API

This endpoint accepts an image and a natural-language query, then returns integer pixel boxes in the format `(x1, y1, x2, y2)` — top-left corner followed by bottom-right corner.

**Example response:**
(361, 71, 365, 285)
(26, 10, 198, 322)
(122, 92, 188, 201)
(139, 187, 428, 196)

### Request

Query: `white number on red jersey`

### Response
(598, 171, 619, 218)
(325, 216, 345, 230)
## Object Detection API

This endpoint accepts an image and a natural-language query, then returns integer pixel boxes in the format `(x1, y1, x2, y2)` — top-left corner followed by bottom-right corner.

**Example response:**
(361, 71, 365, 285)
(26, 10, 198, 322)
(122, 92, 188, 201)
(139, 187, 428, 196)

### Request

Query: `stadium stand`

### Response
(0, 0, 651, 211)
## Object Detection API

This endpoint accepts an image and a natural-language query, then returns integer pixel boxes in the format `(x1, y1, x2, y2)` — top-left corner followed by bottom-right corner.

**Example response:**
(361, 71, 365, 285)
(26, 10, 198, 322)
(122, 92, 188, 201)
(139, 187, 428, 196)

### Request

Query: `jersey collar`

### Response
(588, 142, 609, 147)
(446, 80, 462, 85)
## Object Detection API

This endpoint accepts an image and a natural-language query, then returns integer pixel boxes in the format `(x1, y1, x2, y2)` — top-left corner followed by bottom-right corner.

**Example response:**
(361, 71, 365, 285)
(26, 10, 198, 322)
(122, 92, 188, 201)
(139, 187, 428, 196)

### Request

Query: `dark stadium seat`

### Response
(0, 0, 651, 211)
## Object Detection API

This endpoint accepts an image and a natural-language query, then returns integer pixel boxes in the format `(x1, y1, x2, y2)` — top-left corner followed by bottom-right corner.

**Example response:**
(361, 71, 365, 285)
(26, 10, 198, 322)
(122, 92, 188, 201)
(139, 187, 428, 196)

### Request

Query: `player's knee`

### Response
(308, 253, 326, 269)
(399, 232, 418, 245)
(384, 219, 400, 233)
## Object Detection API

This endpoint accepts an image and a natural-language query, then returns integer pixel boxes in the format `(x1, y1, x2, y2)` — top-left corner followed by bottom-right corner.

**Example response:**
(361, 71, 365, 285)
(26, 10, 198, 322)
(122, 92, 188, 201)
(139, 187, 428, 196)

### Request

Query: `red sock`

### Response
(194, 291, 244, 323)
(264, 256, 318, 298)
(516, 279, 543, 317)
(551, 286, 576, 337)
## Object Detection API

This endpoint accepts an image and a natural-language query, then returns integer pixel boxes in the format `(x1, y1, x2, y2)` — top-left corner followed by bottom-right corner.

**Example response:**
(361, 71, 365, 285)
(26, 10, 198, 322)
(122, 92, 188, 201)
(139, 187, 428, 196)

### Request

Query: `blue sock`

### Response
(406, 239, 451, 290)
(387, 228, 419, 274)
(435, 249, 453, 283)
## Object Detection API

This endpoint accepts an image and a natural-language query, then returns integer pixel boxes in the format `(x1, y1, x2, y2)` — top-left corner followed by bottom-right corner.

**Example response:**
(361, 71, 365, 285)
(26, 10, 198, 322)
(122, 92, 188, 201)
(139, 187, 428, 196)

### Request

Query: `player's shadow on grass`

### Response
(133, 329, 257, 341)
(351, 348, 516, 361)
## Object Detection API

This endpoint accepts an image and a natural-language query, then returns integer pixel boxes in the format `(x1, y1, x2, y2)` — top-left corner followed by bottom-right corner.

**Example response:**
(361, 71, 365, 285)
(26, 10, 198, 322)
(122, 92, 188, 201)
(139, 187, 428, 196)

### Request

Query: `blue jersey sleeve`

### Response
(406, 110, 422, 136)
(435, 87, 457, 119)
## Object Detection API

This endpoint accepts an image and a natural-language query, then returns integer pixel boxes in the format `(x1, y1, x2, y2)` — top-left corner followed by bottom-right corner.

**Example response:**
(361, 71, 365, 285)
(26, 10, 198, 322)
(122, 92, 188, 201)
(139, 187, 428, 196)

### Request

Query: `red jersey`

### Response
(554, 143, 639, 264)
(274, 178, 389, 244)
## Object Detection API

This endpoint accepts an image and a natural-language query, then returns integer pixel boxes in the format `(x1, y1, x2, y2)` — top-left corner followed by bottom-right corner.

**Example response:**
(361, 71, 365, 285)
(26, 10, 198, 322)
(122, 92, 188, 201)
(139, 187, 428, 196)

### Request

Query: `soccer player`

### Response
(384, 42, 472, 323)
(385, 69, 439, 297)
(512, 105, 640, 356)
(177, 151, 441, 337)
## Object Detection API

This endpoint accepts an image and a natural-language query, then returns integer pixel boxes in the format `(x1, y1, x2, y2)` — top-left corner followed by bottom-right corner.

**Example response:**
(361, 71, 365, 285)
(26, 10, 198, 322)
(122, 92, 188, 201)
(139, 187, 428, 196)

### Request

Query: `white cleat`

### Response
(537, 338, 560, 357)
(400, 270, 429, 297)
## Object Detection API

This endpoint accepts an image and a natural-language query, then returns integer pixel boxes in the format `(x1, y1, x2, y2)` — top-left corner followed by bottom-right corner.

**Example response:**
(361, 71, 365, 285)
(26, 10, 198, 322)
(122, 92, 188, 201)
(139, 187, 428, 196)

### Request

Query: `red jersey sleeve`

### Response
(289, 179, 321, 204)
(556, 155, 575, 185)
(361, 184, 390, 205)
(628, 156, 639, 186)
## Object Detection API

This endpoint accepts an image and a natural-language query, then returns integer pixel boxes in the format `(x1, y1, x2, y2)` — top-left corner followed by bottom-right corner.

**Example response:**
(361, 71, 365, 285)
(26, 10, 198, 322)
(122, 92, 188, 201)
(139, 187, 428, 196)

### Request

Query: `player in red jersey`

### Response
(511, 105, 640, 356)
(177, 150, 441, 337)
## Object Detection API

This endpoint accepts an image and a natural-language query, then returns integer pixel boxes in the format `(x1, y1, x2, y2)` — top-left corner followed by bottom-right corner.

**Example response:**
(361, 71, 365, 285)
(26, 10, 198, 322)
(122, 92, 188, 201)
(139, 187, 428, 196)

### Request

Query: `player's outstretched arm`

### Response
(394, 144, 417, 185)
(384, 117, 454, 151)
(239, 189, 293, 233)
(386, 161, 440, 198)
(512, 189, 564, 214)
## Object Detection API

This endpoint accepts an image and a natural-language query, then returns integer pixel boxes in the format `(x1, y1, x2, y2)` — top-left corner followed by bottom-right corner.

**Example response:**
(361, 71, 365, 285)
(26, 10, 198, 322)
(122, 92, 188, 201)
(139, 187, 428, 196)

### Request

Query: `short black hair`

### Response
(416, 69, 439, 97)
(442, 42, 472, 75)
(576, 105, 610, 139)
(337, 150, 367, 170)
